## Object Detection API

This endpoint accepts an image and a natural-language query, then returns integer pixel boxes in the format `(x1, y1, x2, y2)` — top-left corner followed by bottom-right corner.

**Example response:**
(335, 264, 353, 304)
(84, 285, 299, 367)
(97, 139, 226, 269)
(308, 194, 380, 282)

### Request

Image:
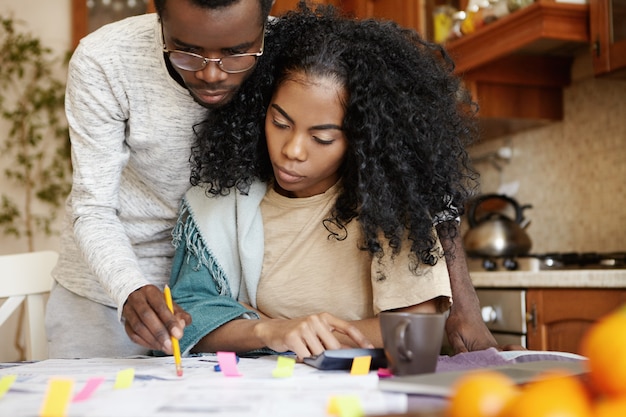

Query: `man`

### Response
(46, 0, 275, 358)
(47, 0, 498, 358)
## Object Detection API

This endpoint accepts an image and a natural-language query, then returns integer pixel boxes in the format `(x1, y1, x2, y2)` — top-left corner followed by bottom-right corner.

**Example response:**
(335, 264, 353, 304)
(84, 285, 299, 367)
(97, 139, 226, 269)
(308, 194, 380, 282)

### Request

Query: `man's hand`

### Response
(446, 303, 526, 353)
(252, 312, 374, 360)
(122, 285, 192, 353)
(445, 303, 498, 353)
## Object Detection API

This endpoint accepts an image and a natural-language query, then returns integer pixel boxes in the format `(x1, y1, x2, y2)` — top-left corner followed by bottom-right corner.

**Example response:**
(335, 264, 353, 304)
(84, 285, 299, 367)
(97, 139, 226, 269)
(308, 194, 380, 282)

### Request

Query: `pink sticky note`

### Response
(216, 351, 242, 377)
(73, 377, 105, 402)
(377, 368, 394, 378)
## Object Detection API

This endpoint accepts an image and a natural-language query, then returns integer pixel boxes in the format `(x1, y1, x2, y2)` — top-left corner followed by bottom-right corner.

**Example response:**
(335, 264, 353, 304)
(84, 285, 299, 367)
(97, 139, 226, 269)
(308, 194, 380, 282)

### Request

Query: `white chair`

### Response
(0, 250, 58, 361)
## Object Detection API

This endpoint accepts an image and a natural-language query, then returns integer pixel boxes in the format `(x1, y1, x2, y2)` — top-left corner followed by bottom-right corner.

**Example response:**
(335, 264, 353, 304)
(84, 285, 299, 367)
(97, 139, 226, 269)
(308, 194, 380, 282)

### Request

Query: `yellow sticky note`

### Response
(327, 395, 364, 417)
(0, 375, 17, 399)
(272, 367, 292, 378)
(350, 355, 371, 376)
(272, 355, 296, 378)
(114, 368, 135, 389)
(328, 397, 339, 415)
(39, 378, 74, 417)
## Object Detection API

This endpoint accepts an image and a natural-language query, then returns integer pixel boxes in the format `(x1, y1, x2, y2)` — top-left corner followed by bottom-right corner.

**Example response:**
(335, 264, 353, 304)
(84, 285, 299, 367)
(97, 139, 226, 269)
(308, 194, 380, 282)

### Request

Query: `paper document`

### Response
(0, 355, 407, 417)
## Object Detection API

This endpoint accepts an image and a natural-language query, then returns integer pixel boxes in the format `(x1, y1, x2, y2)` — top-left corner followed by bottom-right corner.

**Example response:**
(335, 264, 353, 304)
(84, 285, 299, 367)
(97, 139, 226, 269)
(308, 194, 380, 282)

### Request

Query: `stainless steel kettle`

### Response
(463, 194, 532, 258)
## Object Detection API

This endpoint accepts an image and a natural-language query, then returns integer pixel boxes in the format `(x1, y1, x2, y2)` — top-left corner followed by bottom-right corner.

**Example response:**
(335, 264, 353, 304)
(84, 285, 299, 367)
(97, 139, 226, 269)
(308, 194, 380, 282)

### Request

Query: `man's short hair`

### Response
(154, 0, 275, 26)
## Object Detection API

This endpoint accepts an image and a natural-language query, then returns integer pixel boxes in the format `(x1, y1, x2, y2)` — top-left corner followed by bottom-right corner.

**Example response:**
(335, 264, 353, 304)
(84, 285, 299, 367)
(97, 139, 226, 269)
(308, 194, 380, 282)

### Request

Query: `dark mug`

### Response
(380, 312, 445, 376)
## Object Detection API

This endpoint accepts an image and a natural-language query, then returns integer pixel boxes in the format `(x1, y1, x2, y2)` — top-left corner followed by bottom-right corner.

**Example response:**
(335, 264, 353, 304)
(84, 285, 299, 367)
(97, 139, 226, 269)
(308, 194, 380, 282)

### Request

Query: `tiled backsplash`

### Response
(466, 61, 626, 254)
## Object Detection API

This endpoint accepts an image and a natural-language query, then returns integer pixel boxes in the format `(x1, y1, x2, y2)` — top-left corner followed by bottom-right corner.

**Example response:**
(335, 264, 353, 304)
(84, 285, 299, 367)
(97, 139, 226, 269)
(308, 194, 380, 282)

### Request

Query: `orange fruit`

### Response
(446, 370, 520, 417)
(593, 396, 626, 417)
(499, 370, 593, 417)
(580, 304, 626, 398)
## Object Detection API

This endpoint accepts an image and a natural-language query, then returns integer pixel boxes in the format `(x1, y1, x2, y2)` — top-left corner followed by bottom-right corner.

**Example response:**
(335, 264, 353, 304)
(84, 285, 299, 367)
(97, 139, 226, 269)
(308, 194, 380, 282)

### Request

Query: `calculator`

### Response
(303, 348, 388, 370)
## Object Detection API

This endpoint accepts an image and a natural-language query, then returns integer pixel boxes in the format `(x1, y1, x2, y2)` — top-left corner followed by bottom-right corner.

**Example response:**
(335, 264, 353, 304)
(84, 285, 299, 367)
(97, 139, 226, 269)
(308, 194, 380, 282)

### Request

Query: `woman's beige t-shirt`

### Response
(256, 183, 452, 320)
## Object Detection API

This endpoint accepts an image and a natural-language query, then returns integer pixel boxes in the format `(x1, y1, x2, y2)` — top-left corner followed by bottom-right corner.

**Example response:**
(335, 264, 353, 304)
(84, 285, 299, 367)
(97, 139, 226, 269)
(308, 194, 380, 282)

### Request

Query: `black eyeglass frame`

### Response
(162, 26, 265, 74)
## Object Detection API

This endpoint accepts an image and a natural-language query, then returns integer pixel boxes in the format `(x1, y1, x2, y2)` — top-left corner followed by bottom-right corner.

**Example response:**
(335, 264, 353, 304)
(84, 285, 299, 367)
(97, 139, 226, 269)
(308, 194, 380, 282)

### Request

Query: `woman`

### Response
(170, 4, 483, 359)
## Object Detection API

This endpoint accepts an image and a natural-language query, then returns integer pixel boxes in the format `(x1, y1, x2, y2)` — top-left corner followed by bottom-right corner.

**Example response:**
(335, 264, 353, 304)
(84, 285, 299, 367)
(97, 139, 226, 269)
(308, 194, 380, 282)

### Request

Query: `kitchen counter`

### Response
(470, 269, 626, 289)
(471, 269, 626, 353)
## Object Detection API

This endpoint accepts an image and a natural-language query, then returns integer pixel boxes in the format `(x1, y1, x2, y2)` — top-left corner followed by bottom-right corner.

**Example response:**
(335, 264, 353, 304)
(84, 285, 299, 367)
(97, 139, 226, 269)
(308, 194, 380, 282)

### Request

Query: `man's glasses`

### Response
(162, 28, 265, 74)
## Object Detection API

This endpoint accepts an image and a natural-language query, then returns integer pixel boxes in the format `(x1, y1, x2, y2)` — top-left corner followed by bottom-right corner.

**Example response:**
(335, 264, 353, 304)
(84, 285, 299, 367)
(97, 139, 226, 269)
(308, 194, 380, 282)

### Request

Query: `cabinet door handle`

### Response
(526, 303, 537, 331)
(593, 38, 601, 57)
(481, 306, 498, 324)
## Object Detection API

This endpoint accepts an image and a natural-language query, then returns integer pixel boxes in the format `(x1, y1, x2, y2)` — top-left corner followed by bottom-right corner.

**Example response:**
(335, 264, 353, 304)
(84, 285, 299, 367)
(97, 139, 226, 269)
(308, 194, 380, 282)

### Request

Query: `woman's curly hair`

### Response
(190, 2, 479, 267)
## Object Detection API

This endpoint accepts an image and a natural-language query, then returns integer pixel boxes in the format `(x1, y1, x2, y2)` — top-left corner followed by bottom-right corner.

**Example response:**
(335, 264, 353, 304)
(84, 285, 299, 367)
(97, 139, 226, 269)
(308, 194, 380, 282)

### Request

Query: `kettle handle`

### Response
(467, 194, 530, 227)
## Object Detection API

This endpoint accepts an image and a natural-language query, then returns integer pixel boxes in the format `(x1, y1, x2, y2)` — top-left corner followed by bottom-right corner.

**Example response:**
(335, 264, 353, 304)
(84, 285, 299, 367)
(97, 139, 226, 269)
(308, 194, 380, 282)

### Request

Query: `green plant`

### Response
(0, 15, 71, 252)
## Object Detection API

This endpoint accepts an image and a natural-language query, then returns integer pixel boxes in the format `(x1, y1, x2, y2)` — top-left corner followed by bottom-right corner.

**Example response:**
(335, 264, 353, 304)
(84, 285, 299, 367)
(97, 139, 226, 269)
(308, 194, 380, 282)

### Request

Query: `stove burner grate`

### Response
(468, 252, 626, 272)
(537, 252, 626, 270)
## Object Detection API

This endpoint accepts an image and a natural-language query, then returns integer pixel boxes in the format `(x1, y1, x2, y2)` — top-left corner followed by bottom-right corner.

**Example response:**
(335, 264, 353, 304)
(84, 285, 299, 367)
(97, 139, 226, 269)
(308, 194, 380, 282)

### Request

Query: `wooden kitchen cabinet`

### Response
(444, 0, 590, 140)
(526, 288, 626, 354)
(444, 1, 589, 74)
(273, 0, 425, 33)
(340, 0, 424, 32)
(590, 0, 626, 77)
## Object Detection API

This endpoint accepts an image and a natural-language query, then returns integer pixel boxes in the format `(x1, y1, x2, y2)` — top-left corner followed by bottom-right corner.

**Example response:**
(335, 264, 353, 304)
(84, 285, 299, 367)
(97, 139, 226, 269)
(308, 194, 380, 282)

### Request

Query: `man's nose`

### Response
(195, 60, 228, 83)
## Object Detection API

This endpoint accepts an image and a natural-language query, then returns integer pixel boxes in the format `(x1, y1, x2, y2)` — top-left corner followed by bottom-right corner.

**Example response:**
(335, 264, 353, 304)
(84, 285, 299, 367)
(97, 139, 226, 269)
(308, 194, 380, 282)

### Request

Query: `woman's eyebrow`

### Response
(310, 123, 343, 131)
(271, 104, 342, 130)
(271, 104, 294, 124)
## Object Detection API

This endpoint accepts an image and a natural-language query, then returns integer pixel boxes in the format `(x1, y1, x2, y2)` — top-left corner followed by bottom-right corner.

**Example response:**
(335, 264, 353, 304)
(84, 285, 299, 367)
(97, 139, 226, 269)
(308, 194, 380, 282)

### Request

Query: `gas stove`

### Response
(467, 252, 626, 272)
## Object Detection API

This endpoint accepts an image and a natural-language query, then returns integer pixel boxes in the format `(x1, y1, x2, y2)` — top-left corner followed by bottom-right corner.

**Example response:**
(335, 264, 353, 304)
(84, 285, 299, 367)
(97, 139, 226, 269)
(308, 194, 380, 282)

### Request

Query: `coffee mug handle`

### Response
(395, 318, 413, 361)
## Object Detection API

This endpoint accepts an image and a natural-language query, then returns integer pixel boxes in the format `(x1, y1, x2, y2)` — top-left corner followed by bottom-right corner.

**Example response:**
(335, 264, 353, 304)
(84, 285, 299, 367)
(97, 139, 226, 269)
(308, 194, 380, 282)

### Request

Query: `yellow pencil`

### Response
(163, 285, 183, 377)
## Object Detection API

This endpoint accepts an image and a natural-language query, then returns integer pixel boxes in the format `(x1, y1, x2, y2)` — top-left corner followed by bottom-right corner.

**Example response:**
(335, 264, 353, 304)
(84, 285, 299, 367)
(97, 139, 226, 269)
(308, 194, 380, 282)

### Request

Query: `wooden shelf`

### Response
(445, 2, 590, 74)
(439, 2, 590, 141)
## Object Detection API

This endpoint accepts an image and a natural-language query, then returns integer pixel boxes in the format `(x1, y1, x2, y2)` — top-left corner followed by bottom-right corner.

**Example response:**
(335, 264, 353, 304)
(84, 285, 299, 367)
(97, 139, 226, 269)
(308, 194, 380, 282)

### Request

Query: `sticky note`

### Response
(72, 377, 105, 402)
(327, 395, 364, 417)
(272, 355, 295, 378)
(214, 354, 239, 372)
(216, 351, 242, 377)
(114, 368, 135, 389)
(350, 356, 371, 375)
(0, 375, 17, 399)
(377, 368, 394, 378)
(39, 378, 74, 417)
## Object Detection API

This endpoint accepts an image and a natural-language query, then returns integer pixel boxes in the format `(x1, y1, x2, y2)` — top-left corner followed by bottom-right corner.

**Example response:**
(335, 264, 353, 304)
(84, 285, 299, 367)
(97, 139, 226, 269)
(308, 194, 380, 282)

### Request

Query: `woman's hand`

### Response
(253, 312, 374, 360)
